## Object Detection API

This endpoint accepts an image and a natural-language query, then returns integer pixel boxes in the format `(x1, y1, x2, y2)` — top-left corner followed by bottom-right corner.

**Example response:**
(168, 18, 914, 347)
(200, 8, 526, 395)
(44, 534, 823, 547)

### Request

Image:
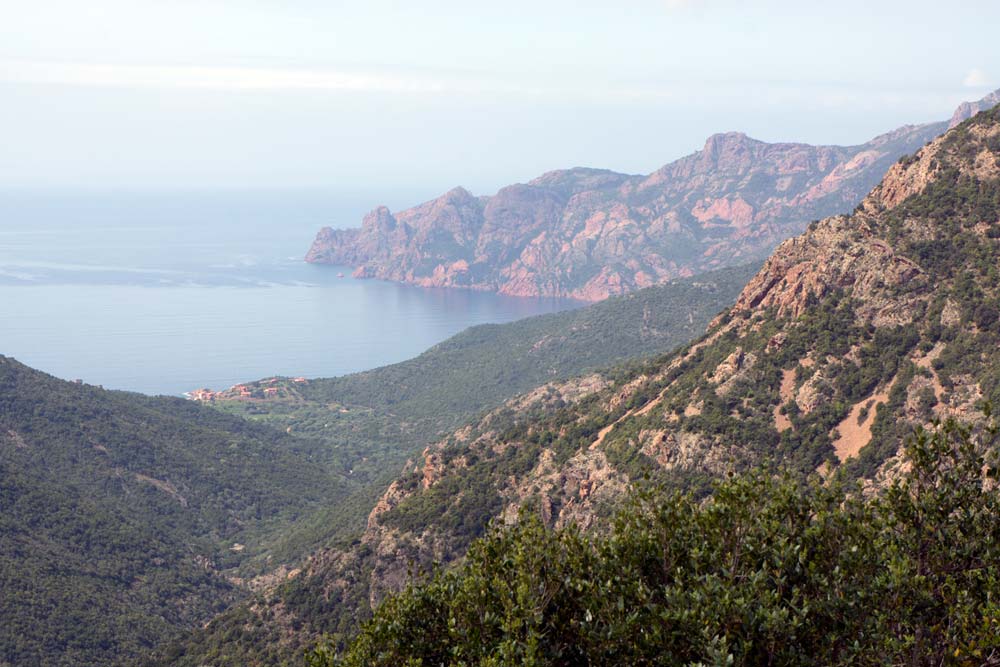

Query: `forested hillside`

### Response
(173, 105, 1000, 665)
(0, 259, 755, 667)
(323, 418, 1000, 666)
(0, 358, 345, 666)
(217, 263, 757, 433)
(200, 264, 754, 559)
(150, 264, 756, 665)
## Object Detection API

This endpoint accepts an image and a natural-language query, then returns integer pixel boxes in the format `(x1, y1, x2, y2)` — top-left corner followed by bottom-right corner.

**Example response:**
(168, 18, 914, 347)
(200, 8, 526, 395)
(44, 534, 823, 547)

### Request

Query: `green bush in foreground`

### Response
(311, 415, 1000, 666)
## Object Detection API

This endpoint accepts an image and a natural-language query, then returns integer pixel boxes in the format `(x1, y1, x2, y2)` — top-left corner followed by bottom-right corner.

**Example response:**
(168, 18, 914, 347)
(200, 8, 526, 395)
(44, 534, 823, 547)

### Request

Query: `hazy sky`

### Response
(2, 0, 999, 195)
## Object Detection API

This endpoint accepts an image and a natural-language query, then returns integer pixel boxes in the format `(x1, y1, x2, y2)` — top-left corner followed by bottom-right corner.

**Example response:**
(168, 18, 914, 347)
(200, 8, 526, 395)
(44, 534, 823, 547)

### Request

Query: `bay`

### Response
(0, 190, 579, 395)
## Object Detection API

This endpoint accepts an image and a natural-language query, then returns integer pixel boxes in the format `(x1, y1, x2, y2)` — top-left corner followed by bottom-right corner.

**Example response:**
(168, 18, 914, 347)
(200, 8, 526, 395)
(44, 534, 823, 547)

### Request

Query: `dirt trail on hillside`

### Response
(591, 385, 674, 450)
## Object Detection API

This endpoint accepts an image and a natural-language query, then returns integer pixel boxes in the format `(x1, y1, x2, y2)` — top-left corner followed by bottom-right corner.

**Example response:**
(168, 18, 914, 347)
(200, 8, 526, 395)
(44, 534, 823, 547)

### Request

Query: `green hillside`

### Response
(173, 106, 1000, 666)
(325, 418, 1000, 667)
(145, 264, 758, 665)
(206, 263, 757, 557)
(295, 262, 764, 420)
(0, 357, 345, 667)
(1, 263, 756, 667)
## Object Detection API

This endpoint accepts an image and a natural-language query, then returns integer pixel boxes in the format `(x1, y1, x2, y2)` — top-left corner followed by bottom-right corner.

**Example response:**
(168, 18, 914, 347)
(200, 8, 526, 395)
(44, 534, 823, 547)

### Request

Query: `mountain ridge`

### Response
(304, 94, 1000, 301)
(194, 102, 1000, 664)
(360, 99, 1000, 606)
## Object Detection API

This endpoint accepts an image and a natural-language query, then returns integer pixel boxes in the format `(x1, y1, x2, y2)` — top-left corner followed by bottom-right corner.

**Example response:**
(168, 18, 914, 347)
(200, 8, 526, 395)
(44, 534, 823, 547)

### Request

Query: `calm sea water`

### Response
(0, 190, 579, 395)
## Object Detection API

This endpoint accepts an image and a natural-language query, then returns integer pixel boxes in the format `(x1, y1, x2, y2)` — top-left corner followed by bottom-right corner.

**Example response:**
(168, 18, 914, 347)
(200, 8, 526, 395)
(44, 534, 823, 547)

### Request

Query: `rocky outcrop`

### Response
(206, 103, 1000, 665)
(291, 373, 612, 617)
(949, 87, 1000, 128)
(305, 91, 1000, 301)
(306, 126, 944, 301)
(326, 103, 1000, 599)
(730, 215, 927, 324)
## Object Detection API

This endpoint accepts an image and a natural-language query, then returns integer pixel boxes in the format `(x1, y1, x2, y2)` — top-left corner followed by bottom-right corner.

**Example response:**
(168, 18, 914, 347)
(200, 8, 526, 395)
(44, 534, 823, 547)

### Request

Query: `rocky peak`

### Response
(441, 186, 476, 203)
(866, 106, 1000, 213)
(949, 87, 1000, 128)
(529, 166, 623, 185)
(728, 213, 925, 324)
(361, 205, 397, 232)
(701, 131, 754, 157)
(306, 90, 995, 301)
(693, 132, 770, 172)
(527, 167, 635, 197)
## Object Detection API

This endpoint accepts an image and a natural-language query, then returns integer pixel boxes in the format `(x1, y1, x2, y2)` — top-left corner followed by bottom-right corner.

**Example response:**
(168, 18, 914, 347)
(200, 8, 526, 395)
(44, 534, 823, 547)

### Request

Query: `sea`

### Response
(0, 190, 579, 396)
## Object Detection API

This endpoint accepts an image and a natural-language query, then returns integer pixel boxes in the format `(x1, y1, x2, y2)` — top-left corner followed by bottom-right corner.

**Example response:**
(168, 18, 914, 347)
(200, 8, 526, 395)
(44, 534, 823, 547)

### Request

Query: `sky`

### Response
(2, 0, 999, 196)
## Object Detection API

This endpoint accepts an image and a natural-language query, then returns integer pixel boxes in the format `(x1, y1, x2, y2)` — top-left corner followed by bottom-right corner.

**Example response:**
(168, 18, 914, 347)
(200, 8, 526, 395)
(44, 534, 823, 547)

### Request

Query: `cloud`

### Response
(0, 58, 970, 120)
(0, 60, 521, 95)
(963, 68, 992, 88)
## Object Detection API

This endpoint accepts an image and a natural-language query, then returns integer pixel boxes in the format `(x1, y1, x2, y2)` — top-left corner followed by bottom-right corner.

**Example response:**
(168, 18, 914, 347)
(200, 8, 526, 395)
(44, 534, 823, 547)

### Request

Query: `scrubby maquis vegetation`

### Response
(219, 263, 758, 440)
(261, 109, 1000, 667)
(314, 417, 1000, 667)
(204, 264, 758, 558)
(146, 104, 1000, 667)
(139, 266, 759, 667)
(293, 263, 760, 421)
(0, 357, 345, 667)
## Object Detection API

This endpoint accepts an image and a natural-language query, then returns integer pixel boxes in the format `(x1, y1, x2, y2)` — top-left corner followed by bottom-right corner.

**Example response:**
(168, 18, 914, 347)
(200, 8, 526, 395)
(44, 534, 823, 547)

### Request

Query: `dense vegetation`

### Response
(0, 264, 752, 667)
(316, 417, 1000, 666)
(143, 265, 757, 667)
(293, 263, 759, 421)
(211, 263, 758, 558)
(0, 357, 345, 667)
(12, 106, 1000, 667)
(172, 112, 1000, 661)
(369, 288, 925, 544)
(294, 108, 1000, 665)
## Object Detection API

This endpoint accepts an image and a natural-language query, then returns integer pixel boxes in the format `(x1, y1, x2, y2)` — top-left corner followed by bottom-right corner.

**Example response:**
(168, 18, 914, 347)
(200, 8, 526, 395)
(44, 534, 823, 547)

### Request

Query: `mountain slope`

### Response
(950, 88, 1000, 128)
(187, 104, 1000, 664)
(171, 264, 753, 572)
(326, 417, 1000, 667)
(371, 101, 1000, 558)
(306, 124, 962, 301)
(146, 264, 755, 665)
(0, 358, 346, 667)
(209, 263, 757, 432)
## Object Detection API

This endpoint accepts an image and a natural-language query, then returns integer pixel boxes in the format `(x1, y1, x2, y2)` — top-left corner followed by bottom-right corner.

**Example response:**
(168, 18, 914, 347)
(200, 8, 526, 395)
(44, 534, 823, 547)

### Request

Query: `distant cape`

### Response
(307, 88, 999, 301)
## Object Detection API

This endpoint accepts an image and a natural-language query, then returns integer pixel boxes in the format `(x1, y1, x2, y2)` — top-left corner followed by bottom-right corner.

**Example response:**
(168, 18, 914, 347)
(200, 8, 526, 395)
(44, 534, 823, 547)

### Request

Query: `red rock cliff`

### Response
(306, 90, 999, 301)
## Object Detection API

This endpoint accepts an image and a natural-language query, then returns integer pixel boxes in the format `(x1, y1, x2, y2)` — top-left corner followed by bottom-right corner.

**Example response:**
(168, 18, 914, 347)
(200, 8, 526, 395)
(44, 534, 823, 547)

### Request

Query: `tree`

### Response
(312, 415, 1000, 667)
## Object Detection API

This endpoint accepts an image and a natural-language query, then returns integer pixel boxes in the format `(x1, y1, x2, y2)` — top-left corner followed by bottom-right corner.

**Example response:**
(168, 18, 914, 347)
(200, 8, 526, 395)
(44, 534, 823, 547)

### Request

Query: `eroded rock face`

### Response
(224, 109, 1000, 662)
(949, 88, 1000, 128)
(306, 91, 1000, 301)
(306, 127, 950, 300)
(730, 215, 928, 324)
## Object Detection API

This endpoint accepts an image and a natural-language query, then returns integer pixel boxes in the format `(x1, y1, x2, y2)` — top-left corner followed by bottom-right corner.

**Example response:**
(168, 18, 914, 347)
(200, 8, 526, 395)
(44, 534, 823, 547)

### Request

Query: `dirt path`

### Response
(590, 385, 672, 449)
(591, 414, 628, 450)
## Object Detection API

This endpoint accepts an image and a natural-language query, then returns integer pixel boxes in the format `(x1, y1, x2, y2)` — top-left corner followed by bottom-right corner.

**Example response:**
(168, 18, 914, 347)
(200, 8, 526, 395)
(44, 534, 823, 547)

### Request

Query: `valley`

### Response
(2, 39, 999, 663)
(154, 105, 1000, 665)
